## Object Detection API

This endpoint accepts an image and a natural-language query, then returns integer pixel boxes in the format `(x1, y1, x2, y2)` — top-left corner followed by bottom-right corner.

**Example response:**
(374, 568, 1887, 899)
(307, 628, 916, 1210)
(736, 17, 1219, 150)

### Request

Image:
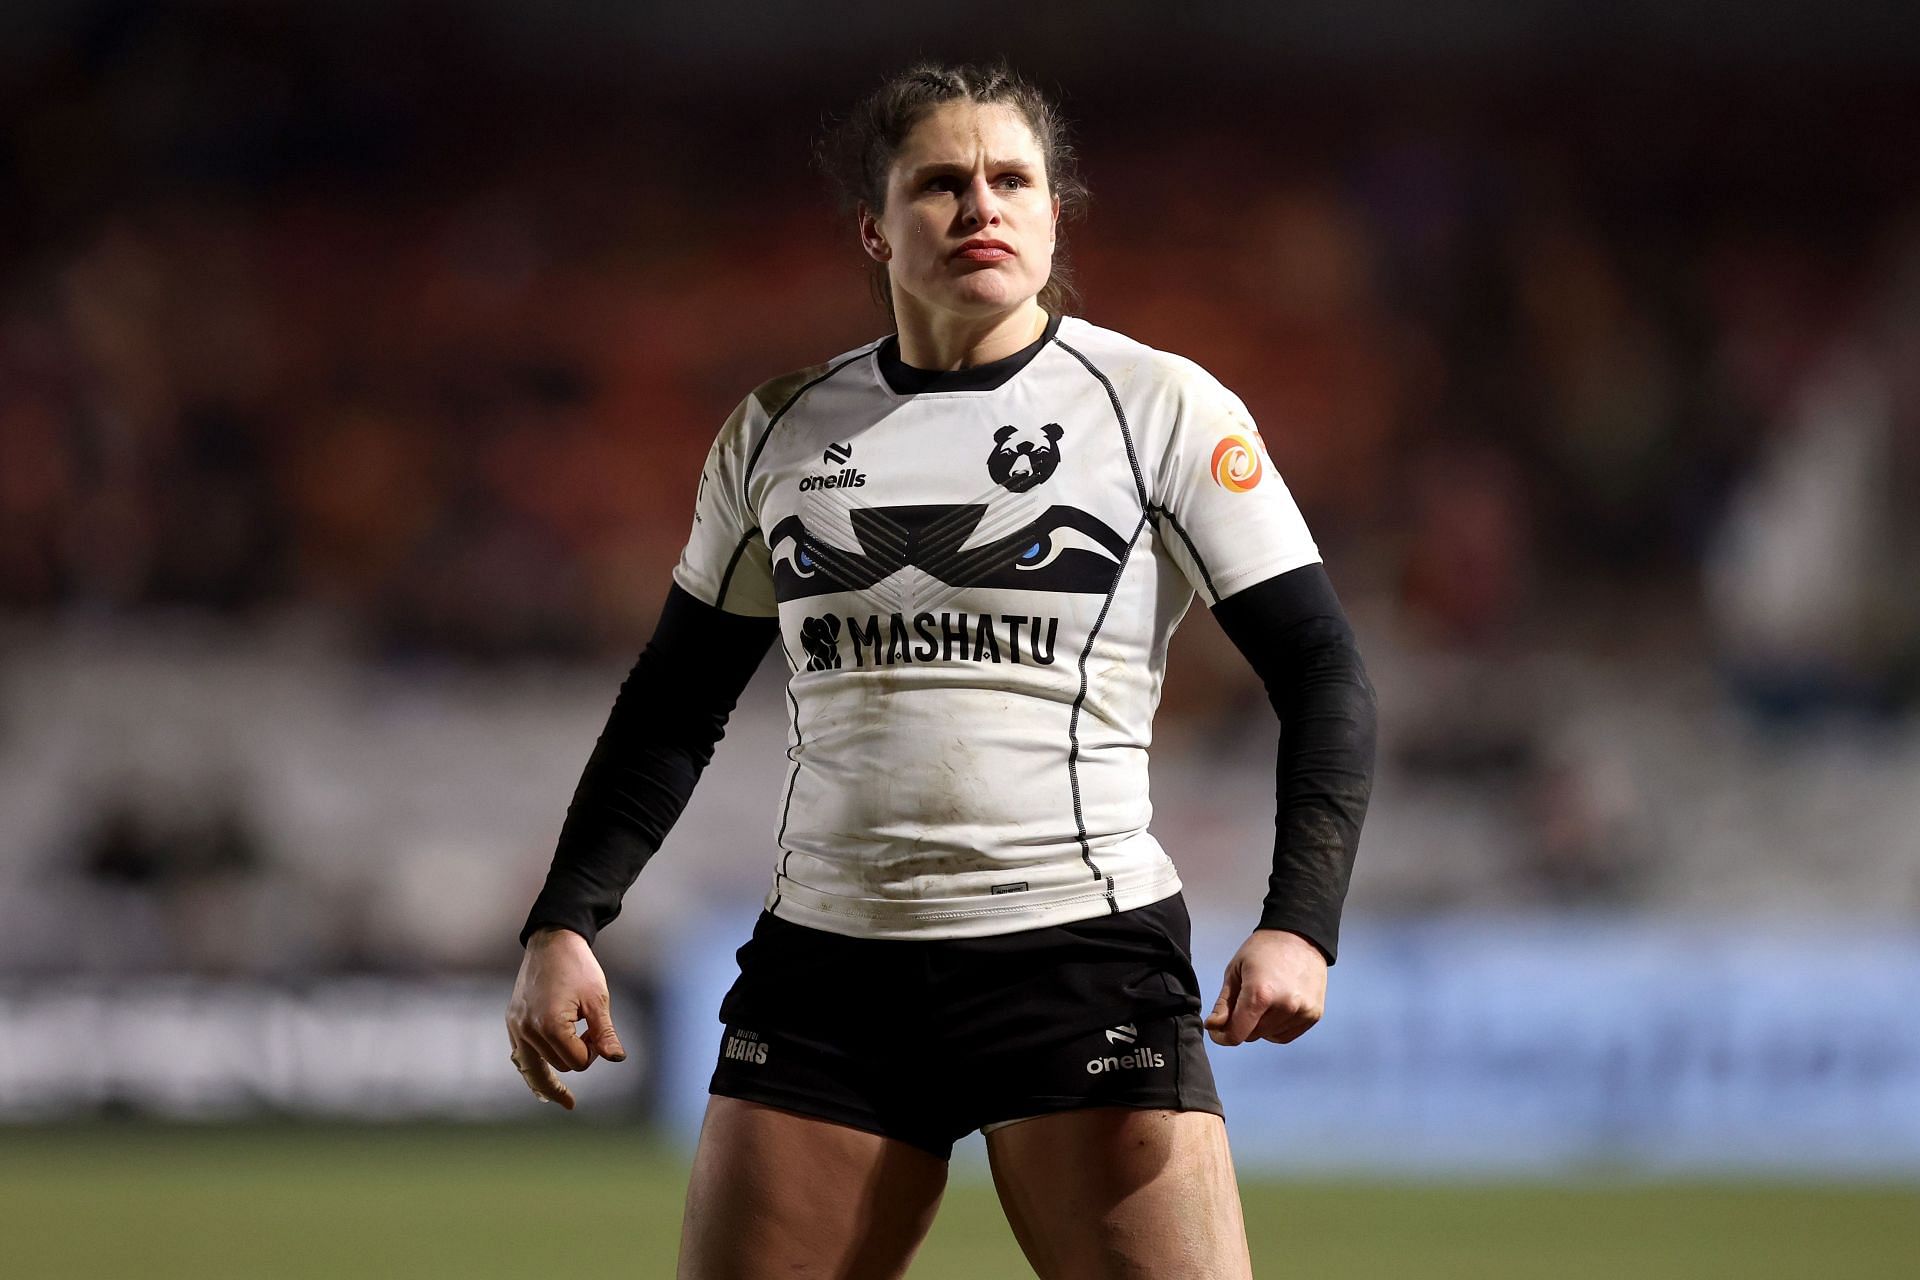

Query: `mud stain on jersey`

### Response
(923, 739, 982, 831)
(750, 364, 832, 418)
(865, 737, 991, 893)
(1084, 657, 1132, 727)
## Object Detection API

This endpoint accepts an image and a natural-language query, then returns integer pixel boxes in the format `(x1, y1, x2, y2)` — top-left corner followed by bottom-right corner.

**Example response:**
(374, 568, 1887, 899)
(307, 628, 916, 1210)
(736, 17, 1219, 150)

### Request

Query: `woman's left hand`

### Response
(1204, 929, 1328, 1046)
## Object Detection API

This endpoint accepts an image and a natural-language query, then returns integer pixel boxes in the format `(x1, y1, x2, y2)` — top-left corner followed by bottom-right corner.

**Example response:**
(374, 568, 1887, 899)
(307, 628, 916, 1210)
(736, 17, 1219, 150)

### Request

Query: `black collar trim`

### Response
(877, 312, 1061, 394)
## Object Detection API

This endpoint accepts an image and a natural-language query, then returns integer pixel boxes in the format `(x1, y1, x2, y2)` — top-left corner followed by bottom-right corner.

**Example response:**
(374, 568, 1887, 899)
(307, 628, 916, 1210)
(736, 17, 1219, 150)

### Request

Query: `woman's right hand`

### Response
(505, 926, 627, 1109)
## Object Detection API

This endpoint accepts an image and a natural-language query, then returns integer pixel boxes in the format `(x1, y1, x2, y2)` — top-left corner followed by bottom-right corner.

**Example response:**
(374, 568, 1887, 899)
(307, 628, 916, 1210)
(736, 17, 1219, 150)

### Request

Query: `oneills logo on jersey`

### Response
(799, 441, 866, 492)
(1104, 1023, 1139, 1046)
(1210, 433, 1263, 492)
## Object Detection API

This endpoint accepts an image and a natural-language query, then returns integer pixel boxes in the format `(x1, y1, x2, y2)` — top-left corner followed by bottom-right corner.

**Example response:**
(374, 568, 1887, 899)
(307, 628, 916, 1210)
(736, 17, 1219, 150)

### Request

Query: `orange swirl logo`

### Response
(1210, 434, 1263, 492)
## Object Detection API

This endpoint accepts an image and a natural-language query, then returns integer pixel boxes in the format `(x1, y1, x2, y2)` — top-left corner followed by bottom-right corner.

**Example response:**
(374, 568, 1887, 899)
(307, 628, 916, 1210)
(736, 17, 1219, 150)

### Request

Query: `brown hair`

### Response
(817, 62, 1088, 317)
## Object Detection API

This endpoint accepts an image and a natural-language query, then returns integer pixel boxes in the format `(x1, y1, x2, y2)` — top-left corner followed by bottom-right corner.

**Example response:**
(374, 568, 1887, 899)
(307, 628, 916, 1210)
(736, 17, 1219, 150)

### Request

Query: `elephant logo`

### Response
(800, 614, 841, 670)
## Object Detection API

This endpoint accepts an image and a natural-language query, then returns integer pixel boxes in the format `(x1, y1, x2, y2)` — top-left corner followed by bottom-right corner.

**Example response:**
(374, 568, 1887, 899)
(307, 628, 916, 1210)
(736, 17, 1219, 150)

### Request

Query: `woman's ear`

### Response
(858, 203, 891, 263)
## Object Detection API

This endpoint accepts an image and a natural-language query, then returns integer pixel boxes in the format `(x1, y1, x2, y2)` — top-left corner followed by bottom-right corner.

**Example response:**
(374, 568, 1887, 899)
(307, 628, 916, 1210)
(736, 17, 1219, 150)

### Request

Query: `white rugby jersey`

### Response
(673, 313, 1321, 939)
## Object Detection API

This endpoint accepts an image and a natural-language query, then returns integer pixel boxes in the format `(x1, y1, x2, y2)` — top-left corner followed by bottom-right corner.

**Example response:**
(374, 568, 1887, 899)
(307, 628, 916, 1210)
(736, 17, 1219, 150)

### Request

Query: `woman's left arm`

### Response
(1202, 563, 1377, 1045)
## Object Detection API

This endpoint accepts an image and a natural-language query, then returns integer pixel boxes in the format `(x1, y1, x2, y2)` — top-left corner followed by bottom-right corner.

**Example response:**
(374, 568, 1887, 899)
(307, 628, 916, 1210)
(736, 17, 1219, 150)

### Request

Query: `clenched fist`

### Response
(505, 926, 627, 1109)
(1204, 929, 1328, 1046)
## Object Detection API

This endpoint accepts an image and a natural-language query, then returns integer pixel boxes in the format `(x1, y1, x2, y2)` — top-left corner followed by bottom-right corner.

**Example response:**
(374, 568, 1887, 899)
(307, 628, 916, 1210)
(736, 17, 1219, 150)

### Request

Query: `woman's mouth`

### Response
(953, 240, 1014, 261)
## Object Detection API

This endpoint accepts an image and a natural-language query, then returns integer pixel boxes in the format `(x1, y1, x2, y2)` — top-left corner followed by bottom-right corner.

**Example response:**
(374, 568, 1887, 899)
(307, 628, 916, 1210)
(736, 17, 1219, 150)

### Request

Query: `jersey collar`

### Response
(877, 311, 1062, 395)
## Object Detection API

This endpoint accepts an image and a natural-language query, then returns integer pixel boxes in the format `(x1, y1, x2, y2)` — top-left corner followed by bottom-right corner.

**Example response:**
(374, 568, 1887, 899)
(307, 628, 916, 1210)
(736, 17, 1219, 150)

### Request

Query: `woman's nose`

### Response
(960, 176, 1002, 227)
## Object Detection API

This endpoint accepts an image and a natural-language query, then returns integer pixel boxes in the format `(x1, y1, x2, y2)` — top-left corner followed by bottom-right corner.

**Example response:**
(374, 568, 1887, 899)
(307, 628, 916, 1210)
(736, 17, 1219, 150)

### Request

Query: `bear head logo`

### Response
(989, 422, 1064, 493)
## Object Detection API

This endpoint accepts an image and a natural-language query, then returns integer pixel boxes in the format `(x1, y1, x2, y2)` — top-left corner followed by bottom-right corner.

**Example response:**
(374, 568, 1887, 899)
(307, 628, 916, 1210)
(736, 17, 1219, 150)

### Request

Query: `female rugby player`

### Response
(506, 63, 1376, 1279)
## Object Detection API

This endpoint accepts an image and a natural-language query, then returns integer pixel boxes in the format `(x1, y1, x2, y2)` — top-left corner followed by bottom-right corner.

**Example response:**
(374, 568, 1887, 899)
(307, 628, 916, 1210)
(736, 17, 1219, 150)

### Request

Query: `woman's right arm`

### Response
(507, 391, 781, 1105)
(520, 388, 780, 946)
(519, 585, 779, 945)
(506, 585, 777, 1107)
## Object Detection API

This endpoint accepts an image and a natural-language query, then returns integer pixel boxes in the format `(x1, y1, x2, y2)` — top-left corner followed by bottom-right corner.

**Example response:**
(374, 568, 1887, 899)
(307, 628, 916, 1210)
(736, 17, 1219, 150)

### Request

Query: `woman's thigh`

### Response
(677, 1096, 950, 1280)
(984, 1107, 1251, 1280)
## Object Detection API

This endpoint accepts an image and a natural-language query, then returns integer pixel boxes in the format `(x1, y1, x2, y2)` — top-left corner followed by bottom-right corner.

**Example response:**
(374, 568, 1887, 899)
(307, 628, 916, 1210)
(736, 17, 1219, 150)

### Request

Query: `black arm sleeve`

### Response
(1209, 563, 1377, 963)
(518, 585, 780, 946)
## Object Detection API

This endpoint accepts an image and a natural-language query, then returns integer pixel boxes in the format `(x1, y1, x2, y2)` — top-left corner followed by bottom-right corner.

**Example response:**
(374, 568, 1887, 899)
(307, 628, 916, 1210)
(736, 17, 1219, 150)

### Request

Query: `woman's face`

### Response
(861, 100, 1060, 321)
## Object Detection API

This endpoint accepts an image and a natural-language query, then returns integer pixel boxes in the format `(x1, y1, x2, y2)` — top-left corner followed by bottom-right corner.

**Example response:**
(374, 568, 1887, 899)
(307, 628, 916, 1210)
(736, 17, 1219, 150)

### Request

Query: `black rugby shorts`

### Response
(707, 892, 1223, 1159)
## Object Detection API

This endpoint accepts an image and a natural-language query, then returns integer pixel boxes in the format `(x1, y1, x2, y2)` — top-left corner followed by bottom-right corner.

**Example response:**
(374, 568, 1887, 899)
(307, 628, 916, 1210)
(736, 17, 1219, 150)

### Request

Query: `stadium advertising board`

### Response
(0, 977, 655, 1119)
(1193, 914, 1920, 1174)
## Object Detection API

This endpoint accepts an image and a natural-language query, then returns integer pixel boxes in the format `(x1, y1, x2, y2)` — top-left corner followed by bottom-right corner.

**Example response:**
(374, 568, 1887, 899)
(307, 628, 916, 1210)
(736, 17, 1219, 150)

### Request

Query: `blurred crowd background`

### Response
(1, 0, 1917, 1159)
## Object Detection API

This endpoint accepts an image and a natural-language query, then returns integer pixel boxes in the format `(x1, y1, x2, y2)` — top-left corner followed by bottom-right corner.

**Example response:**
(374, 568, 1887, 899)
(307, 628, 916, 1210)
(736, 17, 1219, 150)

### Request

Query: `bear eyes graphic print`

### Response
(767, 505, 1127, 603)
(1012, 524, 1113, 573)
